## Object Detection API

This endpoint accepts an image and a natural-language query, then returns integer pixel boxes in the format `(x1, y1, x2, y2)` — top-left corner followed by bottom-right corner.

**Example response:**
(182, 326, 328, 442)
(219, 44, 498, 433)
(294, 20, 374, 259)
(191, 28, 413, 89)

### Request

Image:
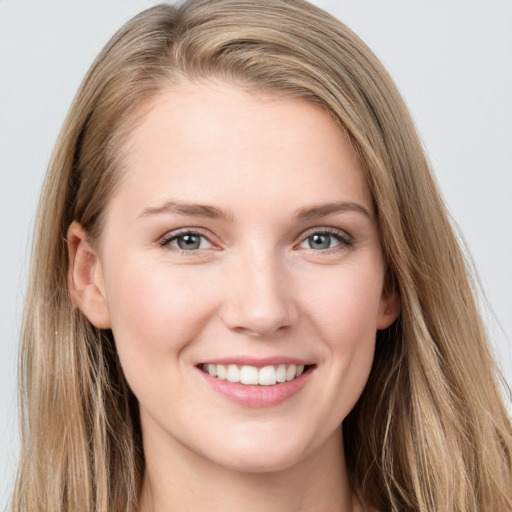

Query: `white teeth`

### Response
(226, 364, 240, 383)
(240, 365, 259, 385)
(203, 363, 310, 386)
(216, 364, 227, 380)
(286, 364, 296, 381)
(258, 366, 277, 386)
(207, 364, 217, 377)
(276, 364, 287, 383)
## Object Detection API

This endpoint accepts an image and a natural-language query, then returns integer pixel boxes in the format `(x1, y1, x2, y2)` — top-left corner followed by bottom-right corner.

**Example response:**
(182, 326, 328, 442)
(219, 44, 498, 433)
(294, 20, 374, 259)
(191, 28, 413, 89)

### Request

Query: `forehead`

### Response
(110, 80, 373, 218)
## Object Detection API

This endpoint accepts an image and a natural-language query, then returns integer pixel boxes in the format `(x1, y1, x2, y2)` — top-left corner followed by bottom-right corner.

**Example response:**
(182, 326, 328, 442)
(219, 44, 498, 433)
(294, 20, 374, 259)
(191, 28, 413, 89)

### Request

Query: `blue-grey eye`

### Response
(300, 232, 341, 250)
(167, 233, 212, 251)
(177, 234, 201, 250)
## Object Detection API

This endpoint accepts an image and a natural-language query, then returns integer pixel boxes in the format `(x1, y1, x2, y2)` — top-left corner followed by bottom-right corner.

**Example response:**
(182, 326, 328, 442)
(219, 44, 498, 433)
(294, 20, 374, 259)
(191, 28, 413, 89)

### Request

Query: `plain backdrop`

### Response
(1, 0, 511, 506)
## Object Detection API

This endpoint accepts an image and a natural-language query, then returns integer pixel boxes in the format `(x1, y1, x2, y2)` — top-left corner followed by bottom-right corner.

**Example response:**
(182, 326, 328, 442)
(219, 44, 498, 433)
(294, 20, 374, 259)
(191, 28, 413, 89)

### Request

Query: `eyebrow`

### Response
(139, 200, 232, 221)
(295, 201, 372, 221)
(139, 199, 372, 222)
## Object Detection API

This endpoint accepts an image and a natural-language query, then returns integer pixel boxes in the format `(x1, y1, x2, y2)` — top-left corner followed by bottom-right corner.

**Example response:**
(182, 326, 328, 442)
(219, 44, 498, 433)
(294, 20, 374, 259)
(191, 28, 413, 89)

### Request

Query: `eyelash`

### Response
(158, 228, 215, 255)
(158, 227, 354, 254)
(296, 227, 354, 253)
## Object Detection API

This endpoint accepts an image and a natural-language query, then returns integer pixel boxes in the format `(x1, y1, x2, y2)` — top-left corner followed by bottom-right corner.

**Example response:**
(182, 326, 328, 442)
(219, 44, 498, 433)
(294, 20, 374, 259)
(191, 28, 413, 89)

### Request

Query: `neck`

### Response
(138, 421, 360, 512)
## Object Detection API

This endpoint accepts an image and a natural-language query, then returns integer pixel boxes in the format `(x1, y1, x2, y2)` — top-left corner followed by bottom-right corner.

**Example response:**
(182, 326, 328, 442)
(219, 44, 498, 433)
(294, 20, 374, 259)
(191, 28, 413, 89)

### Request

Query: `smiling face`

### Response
(69, 80, 398, 476)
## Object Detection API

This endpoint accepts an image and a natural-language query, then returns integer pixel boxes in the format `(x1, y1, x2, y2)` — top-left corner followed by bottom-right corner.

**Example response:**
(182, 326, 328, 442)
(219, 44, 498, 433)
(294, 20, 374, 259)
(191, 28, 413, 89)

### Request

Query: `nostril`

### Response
(219, 261, 299, 336)
(231, 323, 291, 337)
(222, 300, 297, 337)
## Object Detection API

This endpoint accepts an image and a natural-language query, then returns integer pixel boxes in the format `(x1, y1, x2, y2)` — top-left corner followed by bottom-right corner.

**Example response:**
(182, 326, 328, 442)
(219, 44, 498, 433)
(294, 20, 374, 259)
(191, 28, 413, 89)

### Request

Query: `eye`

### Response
(298, 229, 353, 251)
(160, 230, 214, 252)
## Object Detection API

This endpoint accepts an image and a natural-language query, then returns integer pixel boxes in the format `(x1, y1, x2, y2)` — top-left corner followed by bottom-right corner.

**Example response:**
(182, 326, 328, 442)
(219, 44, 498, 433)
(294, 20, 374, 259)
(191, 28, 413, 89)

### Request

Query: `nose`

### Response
(221, 247, 299, 337)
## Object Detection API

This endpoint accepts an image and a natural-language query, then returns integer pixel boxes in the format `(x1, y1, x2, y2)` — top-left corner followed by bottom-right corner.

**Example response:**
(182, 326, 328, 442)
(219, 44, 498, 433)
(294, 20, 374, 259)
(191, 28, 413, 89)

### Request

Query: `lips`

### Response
(197, 359, 315, 407)
(200, 363, 307, 385)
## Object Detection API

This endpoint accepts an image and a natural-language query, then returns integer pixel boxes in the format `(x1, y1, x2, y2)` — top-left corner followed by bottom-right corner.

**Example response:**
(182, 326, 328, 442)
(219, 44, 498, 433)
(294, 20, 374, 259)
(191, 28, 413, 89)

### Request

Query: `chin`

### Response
(197, 426, 329, 475)
(213, 449, 305, 474)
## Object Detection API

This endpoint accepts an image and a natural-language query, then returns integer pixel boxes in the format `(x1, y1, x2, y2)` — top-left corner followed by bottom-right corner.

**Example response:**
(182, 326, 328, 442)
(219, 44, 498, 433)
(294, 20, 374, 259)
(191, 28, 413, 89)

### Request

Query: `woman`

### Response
(12, 1, 512, 511)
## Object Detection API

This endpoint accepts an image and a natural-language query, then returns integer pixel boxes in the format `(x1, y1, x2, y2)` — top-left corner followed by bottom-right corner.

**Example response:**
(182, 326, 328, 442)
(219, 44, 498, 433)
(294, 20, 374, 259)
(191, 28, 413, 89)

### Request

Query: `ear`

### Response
(67, 221, 111, 329)
(376, 274, 400, 330)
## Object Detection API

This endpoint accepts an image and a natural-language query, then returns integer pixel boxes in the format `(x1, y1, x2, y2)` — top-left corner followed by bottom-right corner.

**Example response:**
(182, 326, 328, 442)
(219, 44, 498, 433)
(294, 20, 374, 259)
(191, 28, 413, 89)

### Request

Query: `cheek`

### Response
(305, 261, 385, 343)
(102, 257, 217, 366)
(301, 263, 383, 414)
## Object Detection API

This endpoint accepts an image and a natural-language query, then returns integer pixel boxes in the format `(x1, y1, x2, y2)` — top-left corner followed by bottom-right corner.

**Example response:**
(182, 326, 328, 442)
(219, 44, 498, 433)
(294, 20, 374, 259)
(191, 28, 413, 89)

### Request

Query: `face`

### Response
(72, 81, 398, 474)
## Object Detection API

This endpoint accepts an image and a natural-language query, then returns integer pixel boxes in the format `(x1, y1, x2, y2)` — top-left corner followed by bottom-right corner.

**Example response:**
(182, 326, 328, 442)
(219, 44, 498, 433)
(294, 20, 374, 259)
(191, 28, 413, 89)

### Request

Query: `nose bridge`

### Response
(222, 242, 297, 336)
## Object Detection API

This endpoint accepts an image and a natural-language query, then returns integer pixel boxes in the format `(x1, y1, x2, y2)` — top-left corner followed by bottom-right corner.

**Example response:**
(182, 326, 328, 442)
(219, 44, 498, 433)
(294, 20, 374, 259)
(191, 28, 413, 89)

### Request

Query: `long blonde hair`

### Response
(14, 1, 512, 511)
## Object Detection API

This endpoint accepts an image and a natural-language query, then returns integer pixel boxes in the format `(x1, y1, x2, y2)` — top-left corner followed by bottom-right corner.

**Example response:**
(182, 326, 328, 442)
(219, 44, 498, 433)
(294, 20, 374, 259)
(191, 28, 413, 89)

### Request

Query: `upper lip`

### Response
(197, 356, 314, 367)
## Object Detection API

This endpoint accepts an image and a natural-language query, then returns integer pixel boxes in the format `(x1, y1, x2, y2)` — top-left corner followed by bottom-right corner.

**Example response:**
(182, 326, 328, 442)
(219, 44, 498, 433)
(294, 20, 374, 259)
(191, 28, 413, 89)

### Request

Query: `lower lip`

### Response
(198, 367, 313, 408)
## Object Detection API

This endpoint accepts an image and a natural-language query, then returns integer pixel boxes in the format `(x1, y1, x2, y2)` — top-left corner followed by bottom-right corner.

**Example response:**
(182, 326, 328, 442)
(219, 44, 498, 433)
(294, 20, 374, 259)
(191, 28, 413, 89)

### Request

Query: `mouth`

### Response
(198, 363, 315, 386)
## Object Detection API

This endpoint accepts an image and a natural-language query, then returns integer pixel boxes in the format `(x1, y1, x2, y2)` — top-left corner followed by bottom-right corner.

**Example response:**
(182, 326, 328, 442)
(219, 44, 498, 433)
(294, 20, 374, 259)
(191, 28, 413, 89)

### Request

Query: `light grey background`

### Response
(1, 0, 511, 506)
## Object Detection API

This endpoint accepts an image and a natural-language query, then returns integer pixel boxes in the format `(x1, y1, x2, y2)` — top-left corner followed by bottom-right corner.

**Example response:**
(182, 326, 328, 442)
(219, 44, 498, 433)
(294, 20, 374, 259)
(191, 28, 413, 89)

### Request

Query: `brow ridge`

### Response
(140, 199, 371, 222)
(139, 200, 232, 221)
(295, 201, 372, 221)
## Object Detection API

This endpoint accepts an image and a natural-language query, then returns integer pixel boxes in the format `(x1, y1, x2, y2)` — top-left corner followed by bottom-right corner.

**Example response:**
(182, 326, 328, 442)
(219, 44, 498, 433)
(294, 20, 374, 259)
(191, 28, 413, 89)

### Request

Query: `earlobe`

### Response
(67, 221, 111, 329)
(377, 279, 401, 330)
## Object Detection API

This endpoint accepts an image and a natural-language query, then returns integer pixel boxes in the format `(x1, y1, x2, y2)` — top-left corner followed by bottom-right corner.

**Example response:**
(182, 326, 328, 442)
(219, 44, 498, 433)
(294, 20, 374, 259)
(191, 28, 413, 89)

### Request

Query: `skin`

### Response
(68, 80, 398, 512)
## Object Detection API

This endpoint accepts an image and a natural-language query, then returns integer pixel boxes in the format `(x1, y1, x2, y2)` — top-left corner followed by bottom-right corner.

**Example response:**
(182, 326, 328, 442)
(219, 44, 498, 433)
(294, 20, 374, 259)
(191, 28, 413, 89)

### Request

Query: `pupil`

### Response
(178, 234, 200, 250)
(310, 233, 330, 250)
